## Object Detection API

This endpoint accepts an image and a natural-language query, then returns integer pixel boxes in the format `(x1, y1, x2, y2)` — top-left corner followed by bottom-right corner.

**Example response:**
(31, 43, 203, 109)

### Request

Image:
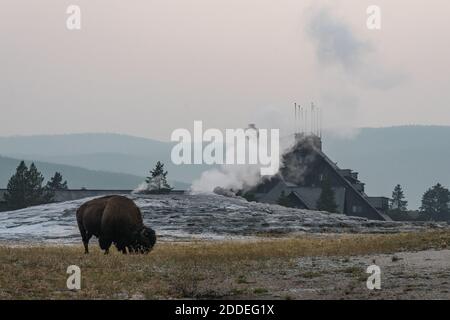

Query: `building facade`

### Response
(248, 134, 390, 221)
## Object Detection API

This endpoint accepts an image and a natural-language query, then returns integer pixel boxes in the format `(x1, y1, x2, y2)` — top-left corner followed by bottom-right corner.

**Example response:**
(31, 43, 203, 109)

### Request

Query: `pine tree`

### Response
(419, 183, 450, 221)
(145, 161, 172, 194)
(25, 163, 52, 206)
(4, 162, 52, 209)
(316, 178, 338, 213)
(390, 184, 408, 211)
(388, 184, 409, 220)
(46, 172, 68, 191)
(4, 161, 29, 210)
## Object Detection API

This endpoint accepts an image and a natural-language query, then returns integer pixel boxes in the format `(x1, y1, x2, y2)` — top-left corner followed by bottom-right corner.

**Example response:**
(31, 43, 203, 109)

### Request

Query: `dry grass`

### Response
(0, 231, 449, 299)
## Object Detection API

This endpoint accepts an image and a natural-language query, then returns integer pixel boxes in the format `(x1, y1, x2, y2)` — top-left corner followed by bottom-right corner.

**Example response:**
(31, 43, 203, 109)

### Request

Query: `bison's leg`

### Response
(82, 234, 92, 254)
(115, 242, 128, 254)
(99, 237, 112, 255)
(77, 222, 91, 254)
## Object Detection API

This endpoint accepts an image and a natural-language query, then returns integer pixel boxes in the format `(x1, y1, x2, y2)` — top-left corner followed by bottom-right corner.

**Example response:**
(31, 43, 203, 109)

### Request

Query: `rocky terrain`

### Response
(266, 249, 450, 299)
(0, 193, 447, 244)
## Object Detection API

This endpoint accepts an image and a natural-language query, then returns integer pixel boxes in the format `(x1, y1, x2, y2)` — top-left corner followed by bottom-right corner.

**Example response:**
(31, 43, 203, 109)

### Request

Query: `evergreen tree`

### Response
(4, 161, 29, 210)
(4, 162, 52, 209)
(46, 172, 68, 191)
(25, 163, 52, 206)
(419, 183, 450, 221)
(388, 184, 410, 220)
(145, 161, 172, 193)
(316, 178, 338, 213)
(390, 184, 408, 211)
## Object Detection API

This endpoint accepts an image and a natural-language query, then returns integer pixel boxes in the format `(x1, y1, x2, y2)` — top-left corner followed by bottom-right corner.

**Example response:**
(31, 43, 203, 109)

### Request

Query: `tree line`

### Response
(1, 160, 173, 211)
(2, 161, 68, 210)
(2, 159, 449, 222)
(389, 183, 450, 221)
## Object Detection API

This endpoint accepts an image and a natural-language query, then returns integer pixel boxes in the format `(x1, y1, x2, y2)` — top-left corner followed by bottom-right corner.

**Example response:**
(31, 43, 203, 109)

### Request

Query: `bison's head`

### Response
(132, 226, 156, 254)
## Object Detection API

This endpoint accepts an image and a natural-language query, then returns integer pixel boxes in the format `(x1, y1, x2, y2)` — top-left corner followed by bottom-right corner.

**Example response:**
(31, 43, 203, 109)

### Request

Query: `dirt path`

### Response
(251, 249, 450, 299)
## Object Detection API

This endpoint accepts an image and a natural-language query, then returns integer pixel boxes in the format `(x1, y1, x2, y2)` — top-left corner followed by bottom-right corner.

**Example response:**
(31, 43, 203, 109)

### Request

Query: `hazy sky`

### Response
(1, 0, 449, 141)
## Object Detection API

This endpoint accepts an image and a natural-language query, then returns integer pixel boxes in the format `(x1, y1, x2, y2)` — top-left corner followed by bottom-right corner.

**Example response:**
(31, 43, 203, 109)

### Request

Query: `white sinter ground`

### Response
(0, 193, 447, 244)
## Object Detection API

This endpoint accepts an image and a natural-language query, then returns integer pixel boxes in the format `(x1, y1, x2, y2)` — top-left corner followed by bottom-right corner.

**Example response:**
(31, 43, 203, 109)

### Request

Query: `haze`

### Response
(1, 0, 449, 140)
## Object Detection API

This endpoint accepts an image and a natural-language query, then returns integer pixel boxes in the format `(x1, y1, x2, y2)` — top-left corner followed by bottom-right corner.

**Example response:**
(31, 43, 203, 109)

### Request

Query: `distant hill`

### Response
(0, 133, 167, 156)
(1, 126, 450, 208)
(0, 156, 189, 190)
(0, 133, 211, 183)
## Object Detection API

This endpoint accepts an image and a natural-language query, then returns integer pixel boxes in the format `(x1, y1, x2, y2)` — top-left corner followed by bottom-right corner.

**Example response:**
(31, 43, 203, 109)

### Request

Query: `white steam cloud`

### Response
(305, 7, 405, 90)
(190, 164, 261, 193)
(190, 133, 296, 193)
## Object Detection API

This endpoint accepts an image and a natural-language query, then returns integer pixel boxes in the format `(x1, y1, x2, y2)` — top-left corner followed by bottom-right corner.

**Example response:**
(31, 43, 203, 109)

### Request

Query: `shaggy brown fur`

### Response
(76, 195, 156, 254)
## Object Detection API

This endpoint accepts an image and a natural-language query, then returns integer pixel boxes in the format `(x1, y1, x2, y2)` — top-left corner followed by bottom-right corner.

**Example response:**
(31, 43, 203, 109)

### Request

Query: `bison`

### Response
(76, 195, 156, 254)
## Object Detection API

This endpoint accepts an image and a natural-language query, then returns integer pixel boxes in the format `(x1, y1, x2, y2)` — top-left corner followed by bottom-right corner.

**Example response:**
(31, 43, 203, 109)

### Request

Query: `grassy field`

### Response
(1, 231, 449, 299)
